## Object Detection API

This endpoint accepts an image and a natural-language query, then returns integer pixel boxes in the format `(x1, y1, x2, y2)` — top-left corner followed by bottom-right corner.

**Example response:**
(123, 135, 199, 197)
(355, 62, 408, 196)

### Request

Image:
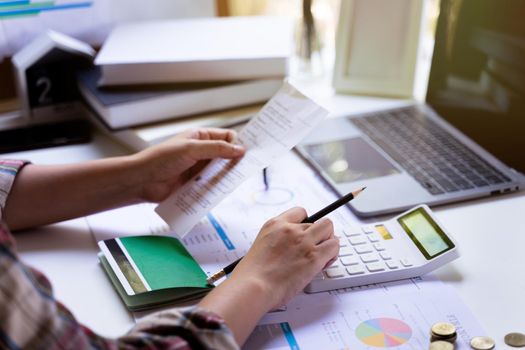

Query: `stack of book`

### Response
(79, 16, 293, 150)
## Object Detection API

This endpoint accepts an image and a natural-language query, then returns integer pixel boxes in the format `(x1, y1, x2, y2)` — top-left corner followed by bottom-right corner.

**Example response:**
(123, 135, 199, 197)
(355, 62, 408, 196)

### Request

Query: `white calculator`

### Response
(305, 205, 459, 293)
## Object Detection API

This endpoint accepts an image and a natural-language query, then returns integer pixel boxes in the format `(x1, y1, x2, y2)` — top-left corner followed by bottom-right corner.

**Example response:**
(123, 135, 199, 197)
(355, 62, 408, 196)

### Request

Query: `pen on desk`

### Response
(263, 168, 269, 191)
(206, 186, 366, 284)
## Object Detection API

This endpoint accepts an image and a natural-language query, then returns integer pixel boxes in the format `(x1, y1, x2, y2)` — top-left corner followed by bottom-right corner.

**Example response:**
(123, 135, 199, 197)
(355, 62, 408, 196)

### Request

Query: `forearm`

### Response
(3, 155, 145, 230)
(199, 275, 273, 346)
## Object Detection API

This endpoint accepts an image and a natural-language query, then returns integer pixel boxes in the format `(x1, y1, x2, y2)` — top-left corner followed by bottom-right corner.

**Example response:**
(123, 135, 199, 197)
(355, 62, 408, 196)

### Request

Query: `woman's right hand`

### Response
(198, 207, 339, 345)
(230, 207, 339, 308)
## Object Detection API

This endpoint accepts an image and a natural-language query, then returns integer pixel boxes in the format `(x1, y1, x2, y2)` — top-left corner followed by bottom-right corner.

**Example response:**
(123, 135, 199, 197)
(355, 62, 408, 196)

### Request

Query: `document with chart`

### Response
(87, 152, 486, 349)
(243, 276, 486, 350)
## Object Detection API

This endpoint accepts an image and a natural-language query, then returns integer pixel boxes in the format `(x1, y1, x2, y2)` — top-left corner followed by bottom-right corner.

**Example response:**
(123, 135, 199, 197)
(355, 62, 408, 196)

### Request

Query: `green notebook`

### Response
(98, 235, 213, 311)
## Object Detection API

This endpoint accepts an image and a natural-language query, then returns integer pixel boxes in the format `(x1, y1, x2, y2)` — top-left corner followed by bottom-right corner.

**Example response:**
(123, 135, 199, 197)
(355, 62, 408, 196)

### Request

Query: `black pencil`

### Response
(206, 186, 366, 284)
(263, 168, 269, 191)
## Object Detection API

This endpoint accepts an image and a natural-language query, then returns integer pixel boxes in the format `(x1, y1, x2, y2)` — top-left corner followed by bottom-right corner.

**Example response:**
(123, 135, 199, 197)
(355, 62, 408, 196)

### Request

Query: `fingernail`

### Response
(233, 145, 244, 153)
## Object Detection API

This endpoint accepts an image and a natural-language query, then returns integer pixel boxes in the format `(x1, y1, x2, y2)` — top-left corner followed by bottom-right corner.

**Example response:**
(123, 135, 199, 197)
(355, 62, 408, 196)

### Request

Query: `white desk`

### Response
(7, 91, 525, 348)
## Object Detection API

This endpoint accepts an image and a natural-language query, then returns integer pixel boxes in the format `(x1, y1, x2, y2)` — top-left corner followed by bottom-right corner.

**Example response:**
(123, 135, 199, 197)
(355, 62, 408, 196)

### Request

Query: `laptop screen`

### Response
(426, 0, 525, 174)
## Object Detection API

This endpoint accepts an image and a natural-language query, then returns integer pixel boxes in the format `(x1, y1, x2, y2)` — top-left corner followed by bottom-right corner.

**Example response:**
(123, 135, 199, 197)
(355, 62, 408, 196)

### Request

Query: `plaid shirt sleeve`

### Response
(0, 160, 239, 350)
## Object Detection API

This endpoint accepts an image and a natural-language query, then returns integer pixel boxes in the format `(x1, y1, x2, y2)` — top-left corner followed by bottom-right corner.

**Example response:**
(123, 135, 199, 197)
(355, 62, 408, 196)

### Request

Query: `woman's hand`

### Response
(231, 207, 339, 307)
(132, 128, 245, 203)
(198, 207, 339, 345)
(3, 128, 244, 230)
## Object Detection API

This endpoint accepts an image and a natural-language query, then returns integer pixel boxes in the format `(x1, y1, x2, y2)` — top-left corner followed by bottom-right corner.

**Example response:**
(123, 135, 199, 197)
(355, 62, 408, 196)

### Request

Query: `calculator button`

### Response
(360, 253, 380, 263)
(346, 265, 366, 275)
(338, 246, 354, 257)
(326, 260, 341, 269)
(325, 267, 346, 278)
(367, 233, 380, 242)
(339, 239, 348, 247)
(362, 226, 375, 234)
(386, 261, 399, 269)
(366, 262, 385, 272)
(400, 258, 413, 267)
(354, 245, 373, 254)
(313, 272, 324, 280)
(379, 252, 392, 260)
(344, 228, 362, 237)
(373, 243, 386, 251)
(341, 256, 360, 266)
(349, 235, 367, 245)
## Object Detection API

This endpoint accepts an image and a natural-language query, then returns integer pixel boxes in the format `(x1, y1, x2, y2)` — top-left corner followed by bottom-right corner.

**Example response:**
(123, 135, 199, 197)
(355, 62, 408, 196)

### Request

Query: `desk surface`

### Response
(7, 90, 525, 348)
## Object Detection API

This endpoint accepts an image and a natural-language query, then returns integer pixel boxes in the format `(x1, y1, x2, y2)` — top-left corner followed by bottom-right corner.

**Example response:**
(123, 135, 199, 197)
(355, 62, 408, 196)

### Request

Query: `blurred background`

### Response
(0, 0, 441, 114)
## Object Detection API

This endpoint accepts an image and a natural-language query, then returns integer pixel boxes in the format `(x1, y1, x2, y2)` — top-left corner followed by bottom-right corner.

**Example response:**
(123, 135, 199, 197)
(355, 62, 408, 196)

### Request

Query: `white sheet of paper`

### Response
(154, 81, 328, 237)
(87, 155, 487, 346)
(243, 276, 486, 350)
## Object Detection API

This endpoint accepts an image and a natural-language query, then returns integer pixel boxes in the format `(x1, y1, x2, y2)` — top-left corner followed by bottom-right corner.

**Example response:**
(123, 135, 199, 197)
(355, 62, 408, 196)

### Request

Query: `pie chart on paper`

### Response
(355, 318, 412, 347)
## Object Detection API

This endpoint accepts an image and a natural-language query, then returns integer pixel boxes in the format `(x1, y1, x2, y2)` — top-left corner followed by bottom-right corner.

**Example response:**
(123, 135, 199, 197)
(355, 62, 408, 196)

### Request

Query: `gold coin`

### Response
(505, 332, 525, 347)
(431, 322, 457, 337)
(431, 333, 457, 343)
(470, 336, 496, 350)
(429, 340, 455, 350)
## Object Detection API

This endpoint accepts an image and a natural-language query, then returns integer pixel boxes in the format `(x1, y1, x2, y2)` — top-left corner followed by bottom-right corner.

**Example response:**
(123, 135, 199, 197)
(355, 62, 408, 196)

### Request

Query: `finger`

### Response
(188, 140, 245, 160)
(277, 207, 308, 223)
(323, 255, 338, 270)
(306, 218, 334, 245)
(189, 128, 238, 143)
(315, 237, 340, 268)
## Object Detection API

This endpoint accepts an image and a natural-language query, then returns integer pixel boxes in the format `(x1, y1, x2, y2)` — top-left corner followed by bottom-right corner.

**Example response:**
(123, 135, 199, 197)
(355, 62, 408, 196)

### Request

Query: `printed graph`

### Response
(0, 0, 92, 19)
(355, 318, 412, 347)
(243, 322, 299, 350)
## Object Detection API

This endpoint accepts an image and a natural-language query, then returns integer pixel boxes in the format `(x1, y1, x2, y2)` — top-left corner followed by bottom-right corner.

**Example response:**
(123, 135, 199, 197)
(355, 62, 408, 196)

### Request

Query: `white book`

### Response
(95, 16, 293, 86)
(78, 67, 281, 129)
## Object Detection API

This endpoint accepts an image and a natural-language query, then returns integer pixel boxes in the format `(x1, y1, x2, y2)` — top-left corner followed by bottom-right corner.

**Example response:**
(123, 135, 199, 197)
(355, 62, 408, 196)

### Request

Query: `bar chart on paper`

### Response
(0, 0, 100, 59)
(0, 0, 93, 19)
(243, 322, 300, 350)
(0, 0, 213, 60)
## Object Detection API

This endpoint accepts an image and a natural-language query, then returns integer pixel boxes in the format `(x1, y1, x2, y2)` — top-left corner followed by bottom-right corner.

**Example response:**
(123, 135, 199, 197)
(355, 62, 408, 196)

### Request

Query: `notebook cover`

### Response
(98, 235, 212, 310)
(98, 253, 209, 311)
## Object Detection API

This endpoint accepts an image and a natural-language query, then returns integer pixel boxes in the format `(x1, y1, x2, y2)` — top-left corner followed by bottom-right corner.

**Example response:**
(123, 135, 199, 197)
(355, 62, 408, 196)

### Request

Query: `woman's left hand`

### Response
(132, 128, 245, 203)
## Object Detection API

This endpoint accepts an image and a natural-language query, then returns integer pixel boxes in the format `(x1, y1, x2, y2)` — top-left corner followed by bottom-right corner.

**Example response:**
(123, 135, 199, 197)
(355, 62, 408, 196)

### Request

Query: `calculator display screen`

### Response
(398, 208, 454, 259)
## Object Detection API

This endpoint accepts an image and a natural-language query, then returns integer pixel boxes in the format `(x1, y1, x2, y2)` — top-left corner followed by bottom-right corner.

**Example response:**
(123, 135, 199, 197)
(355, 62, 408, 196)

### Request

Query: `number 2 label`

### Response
(36, 76, 52, 104)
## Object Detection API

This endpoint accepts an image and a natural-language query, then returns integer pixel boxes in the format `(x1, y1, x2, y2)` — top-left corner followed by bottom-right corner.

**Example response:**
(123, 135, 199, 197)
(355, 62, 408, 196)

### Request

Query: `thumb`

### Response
(188, 140, 245, 160)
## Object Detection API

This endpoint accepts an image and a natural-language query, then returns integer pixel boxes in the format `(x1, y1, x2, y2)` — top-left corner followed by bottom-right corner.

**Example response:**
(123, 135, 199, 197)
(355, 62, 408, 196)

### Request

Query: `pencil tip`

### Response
(351, 186, 366, 197)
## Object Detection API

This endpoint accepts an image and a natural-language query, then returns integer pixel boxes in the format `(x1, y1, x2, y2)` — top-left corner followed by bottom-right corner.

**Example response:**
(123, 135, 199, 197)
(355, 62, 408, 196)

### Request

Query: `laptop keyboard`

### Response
(352, 106, 511, 195)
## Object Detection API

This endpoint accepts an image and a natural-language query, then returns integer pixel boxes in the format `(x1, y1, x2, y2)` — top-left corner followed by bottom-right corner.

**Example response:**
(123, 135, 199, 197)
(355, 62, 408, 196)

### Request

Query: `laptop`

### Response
(297, 0, 525, 217)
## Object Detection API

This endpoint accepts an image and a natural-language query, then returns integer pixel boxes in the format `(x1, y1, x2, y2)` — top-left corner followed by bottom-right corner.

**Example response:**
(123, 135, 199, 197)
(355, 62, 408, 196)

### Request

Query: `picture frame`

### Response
(333, 0, 424, 98)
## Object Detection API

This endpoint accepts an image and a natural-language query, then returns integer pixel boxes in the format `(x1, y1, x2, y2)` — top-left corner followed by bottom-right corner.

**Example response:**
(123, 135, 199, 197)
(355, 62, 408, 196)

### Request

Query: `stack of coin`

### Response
(505, 332, 525, 348)
(431, 322, 458, 343)
(470, 336, 495, 350)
